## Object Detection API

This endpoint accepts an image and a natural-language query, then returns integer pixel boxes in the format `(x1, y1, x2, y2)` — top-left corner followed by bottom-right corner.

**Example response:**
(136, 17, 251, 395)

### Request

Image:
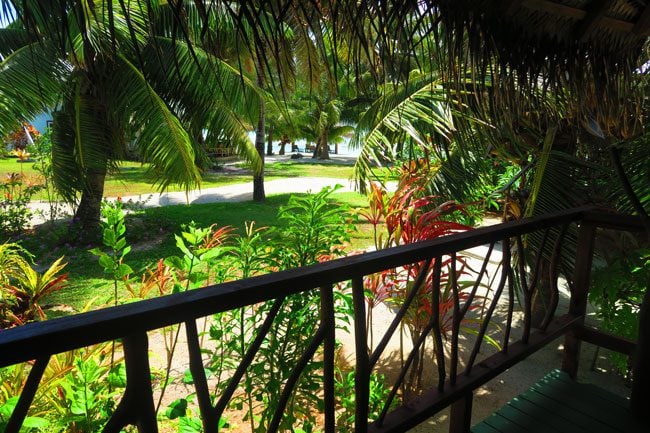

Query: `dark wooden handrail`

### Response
(0, 205, 595, 367)
(0, 206, 645, 433)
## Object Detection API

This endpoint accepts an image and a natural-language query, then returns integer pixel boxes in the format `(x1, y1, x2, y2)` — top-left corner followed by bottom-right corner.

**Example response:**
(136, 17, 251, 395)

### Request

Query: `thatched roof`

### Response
(442, 0, 649, 52)
(4, 1, 647, 100)
(434, 0, 649, 88)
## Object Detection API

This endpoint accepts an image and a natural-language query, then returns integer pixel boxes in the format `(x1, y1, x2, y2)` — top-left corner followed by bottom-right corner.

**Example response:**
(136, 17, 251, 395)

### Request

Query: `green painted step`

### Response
(471, 370, 645, 433)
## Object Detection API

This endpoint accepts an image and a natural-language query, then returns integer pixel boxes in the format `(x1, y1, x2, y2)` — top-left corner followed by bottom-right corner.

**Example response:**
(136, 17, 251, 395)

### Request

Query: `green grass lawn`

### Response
(1, 158, 251, 198)
(1, 158, 359, 199)
(0, 157, 39, 176)
(263, 161, 356, 178)
(3, 154, 381, 314)
(32, 191, 376, 312)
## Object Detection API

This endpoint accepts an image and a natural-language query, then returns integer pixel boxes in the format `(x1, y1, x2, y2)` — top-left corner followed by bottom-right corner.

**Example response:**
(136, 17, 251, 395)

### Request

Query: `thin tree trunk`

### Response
(266, 125, 274, 156)
(253, 67, 266, 202)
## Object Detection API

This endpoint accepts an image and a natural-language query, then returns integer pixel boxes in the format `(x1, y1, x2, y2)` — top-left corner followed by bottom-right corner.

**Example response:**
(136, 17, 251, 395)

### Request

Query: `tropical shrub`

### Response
(201, 186, 355, 432)
(55, 353, 124, 432)
(0, 344, 121, 433)
(79, 187, 354, 431)
(0, 173, 42, 240)
(589, 248, 649, 375)
(0, 242, 67, 328)
(30, 129, 64, 223)
(334, 369, 393, 432)
(90, 200, 134, 308)
(359, 164, 496, 397)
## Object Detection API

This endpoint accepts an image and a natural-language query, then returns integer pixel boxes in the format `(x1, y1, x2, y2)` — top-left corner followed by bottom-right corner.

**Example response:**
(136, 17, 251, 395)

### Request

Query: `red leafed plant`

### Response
(360, 163, 492, 396)
(5, 123, 40, 150)
(1, 253, 68, 328)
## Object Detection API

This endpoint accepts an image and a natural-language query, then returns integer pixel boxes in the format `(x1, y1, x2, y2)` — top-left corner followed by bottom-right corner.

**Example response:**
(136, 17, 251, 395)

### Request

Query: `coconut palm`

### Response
(0, 1, 260, 237)
(350, 71, 460, 186)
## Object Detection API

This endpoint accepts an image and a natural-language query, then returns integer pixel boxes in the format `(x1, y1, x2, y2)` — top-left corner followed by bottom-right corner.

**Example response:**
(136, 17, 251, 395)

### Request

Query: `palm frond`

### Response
(0, 28, 33, 57)
(352, 72, 457, 187)
(51, 71, 118, 203)
(141, 37, 262, 171)
(107, 53, 201, 192)
(609, 136, 650, 215)
(0, 42, 68, 135)
(51, 108, 83, 203)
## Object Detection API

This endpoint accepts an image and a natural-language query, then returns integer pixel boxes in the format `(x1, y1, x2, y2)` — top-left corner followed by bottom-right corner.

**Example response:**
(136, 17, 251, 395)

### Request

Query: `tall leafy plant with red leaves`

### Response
(360, 163, 487, 396)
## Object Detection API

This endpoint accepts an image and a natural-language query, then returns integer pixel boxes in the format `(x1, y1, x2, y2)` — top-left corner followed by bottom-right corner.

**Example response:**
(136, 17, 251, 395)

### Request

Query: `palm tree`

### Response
(350, 71, 459, 188)
(0, 1, 260, 237)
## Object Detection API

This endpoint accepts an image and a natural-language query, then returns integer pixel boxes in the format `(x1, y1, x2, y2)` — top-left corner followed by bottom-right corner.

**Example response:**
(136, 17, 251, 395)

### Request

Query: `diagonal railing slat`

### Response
(5, 356, 49, 433)
(369, 259, 432, 368)
(185, 320, 217, 433)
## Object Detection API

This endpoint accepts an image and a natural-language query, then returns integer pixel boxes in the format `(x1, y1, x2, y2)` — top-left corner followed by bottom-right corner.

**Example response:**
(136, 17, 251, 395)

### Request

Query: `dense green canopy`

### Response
(0, 1, 647, 228)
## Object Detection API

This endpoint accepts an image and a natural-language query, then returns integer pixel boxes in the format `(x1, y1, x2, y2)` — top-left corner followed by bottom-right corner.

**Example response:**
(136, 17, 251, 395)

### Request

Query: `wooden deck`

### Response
(472, 370, 645, 433)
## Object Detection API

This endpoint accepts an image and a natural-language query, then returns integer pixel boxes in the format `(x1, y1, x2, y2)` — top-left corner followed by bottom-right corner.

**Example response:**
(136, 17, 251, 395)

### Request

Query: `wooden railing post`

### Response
(321, 285, 336, 433)
(352, 277, 370, 432)
(561, 221, 597, 379)
(5, 356, 49, 433)
(449, 392, 473, 433)
(185, 320, 218, 433)
(103, 333, 158, 433)
(630, 285, 650, 418)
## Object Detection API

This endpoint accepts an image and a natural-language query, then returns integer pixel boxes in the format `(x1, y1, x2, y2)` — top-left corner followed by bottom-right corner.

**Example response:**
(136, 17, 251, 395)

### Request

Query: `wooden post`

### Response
(104, 334, 158, 433)
(352, 277, 370, 432)
(449, 392, 473, 433)
(186, 320, 218, 433)
(561, 222, 596, 379)
(630, 284, 650, 418)
(321, 285, 336, 433)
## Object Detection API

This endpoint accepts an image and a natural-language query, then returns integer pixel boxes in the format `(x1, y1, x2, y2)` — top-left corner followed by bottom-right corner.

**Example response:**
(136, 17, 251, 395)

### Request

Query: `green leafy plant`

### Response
(274, 185, 355, 268)
(200, 187, 356, 432)
(0, 172, 42, 241)
(156, 222, 233, 411)
(165, 397, 230, 432)
(1, 242, 67, 328)
(90, 200, 133, 307)
(165, 222, 233, 289)
(247, 186, 354, 431)
(7, 256, 67, 323)
(0, 396, 49, 432)
(0, 343, 118, 433)
(56, 356, 120, 432)
(334, 369, 393, 431)
(589, 248, 649, 375)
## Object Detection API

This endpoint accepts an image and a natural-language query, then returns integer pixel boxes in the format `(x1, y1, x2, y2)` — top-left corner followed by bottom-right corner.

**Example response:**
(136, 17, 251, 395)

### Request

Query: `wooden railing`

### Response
(0, 207, 646, 432)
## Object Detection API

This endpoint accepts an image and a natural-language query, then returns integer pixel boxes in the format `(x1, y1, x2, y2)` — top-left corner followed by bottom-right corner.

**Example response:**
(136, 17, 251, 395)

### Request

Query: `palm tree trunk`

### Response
(253, 68, 266, 202)
(316, 133, 330, 159)
(73, 163, 107, 242)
